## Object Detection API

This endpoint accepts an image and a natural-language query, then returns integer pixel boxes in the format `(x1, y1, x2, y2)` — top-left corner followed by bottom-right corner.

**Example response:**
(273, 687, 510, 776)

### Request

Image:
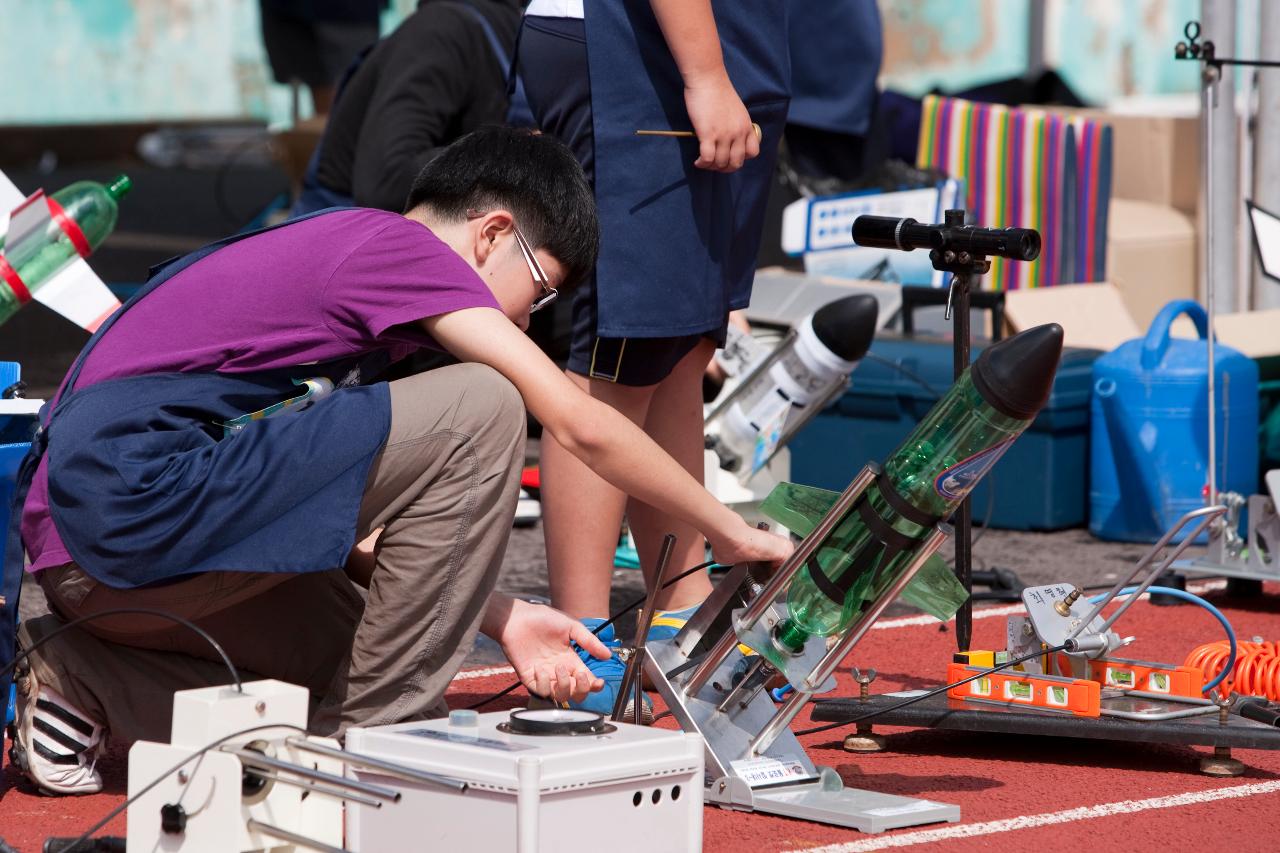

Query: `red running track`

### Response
(3, 584, 1280, 852)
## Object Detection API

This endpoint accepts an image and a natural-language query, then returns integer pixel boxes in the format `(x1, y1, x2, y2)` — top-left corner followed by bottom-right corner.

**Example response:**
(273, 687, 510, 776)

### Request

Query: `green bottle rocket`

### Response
(0, 174, 131, 326)
(763, 324, 1065, 657)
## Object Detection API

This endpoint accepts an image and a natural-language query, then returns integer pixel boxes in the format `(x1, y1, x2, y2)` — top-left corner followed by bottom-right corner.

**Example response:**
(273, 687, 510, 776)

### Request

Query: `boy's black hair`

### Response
(404, 126, 599, 289)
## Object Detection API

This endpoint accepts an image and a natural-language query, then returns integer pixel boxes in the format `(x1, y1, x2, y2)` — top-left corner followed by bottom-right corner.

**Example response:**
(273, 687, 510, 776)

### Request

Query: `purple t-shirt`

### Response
(23, 208, 501, 572)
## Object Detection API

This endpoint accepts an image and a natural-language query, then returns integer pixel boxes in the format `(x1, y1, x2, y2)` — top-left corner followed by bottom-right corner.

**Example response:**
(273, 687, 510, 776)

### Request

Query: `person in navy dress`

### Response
(515, 0, 790, 716)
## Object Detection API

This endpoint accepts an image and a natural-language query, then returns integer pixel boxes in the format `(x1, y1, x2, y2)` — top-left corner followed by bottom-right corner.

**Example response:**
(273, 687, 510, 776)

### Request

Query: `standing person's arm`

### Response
(647, 0, 761, 173)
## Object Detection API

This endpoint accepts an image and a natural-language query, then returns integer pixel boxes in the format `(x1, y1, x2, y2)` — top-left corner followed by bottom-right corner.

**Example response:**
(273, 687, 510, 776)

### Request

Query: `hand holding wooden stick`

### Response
(635, 122, 762, 141)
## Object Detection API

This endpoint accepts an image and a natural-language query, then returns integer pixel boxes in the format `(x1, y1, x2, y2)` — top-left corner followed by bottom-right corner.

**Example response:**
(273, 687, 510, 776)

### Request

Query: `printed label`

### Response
(730, 756, 811, 788)
(934, 439, 1014, 501)
(751, 398, 790, 475)
(402, 728, 532, 751)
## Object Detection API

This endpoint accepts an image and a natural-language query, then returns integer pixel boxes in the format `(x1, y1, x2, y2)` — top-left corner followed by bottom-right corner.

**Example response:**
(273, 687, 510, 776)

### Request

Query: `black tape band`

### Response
(875, 473, 939, 528)
(856, 498, 918, 552)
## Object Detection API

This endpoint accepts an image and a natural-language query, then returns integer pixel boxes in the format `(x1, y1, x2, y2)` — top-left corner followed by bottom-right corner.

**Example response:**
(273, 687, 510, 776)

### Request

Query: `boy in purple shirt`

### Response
(6, 127, 791, 795)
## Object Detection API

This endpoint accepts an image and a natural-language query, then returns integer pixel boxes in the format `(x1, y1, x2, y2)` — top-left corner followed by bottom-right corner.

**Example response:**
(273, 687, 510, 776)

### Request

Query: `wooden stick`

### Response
(635, 123, 762, 141)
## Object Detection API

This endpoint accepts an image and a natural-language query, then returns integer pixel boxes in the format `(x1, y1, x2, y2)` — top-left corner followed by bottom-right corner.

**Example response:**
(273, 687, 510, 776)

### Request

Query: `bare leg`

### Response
(541, 373, 657, 618)
(627, 340, 717, 612)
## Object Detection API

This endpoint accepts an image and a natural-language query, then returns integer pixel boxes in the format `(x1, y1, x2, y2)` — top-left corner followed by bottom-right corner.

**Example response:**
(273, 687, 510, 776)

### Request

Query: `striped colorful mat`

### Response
(917, 96, 1113, 291)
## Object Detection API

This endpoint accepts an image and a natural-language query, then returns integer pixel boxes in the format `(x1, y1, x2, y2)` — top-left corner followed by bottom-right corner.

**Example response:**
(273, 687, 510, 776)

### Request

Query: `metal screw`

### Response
(851, 667, 877, 703)
(177, 770, 189, 785)
(1200, 693, 1246, 777)
(255, 701, 267, 715)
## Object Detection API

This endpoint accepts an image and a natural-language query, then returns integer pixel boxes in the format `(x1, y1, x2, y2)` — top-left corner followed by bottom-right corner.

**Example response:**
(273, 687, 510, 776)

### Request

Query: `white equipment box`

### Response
(346, 709, 705, 853)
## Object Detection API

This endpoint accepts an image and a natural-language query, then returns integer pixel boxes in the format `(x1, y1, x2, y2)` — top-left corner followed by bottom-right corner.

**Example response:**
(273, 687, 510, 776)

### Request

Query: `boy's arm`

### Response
(647, 0, 760, 172)
(423, 308, 792, 567)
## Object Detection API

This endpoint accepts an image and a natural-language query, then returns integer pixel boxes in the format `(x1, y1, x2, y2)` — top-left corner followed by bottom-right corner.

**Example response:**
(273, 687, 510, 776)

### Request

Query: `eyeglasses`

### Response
(511, 223, 558, 314)
(466, 209, 558, 314)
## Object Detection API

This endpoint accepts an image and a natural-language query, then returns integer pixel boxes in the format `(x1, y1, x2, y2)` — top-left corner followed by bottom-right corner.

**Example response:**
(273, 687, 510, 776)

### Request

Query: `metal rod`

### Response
(684, 465, 879, 698)
(802, 524, 951, 691)
(1068, 505, 1225, 640)
(246, 819, 353, 853)
(674, 561, 750, 658)
(704, 330, 797, 425)
(1092, 512, 1223, 636)
(716, 656, 768, 714)
(1204, 68, 1219, 505)
(242, 767, 384, 808)
(747, 525, 949, 756)
(951, 264, 974, 654)
(223, 748, 401, 802)
(287, 737, 467, 793)
(613, 533, 676, 722)
(748, 685, 812, 757)
(740, 464, 879, 628)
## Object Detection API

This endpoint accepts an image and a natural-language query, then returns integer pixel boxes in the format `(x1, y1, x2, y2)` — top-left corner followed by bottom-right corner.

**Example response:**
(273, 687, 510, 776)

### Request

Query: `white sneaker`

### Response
(513, 489, 541, 527)
(9, 661, 105, 795)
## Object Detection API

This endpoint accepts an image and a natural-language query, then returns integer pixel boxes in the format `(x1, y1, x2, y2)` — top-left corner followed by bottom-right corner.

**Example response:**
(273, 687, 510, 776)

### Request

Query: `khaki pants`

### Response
(19, 363, 525, 746)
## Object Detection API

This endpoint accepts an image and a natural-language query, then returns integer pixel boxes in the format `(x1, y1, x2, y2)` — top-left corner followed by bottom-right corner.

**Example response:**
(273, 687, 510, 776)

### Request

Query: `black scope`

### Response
(852, 215, 1041, 262)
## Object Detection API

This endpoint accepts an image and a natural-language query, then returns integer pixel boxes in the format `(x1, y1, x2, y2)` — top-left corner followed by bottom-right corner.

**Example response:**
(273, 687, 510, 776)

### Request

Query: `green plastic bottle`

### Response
(0, 174, 131, 326)
(768, 324, 1064, 656)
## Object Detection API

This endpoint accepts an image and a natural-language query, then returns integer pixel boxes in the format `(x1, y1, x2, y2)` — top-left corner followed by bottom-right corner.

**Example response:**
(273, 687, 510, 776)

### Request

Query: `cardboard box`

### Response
(1034, 106, 1200, 216)
(1105, 198, 1198, 329)
(269, 117, 326, 192)
(1004, 282, 1139, 353)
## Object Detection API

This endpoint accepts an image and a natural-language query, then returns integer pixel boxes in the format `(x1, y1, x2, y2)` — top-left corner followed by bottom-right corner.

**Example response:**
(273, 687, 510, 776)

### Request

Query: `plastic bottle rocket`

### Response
(0, 175, 131, 326)
(711, 294, 879, 479)
(764, 324, 1065, 655)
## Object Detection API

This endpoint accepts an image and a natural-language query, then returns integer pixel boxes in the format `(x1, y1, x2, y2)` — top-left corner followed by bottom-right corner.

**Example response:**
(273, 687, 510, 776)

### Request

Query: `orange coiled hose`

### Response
(1186, 640, 1280, 699)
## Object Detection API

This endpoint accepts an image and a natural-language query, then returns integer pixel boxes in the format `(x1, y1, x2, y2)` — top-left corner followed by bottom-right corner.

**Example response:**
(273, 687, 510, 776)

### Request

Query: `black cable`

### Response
(48, 722, 306, 853)
(467, 560, 718, 710)
(3, 608, 242, 694)
(794, 643, 1069, 737)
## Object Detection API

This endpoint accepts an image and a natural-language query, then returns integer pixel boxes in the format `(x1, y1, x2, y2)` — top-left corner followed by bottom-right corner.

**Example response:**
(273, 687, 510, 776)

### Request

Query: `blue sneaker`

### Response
(568, 618, 653, 724)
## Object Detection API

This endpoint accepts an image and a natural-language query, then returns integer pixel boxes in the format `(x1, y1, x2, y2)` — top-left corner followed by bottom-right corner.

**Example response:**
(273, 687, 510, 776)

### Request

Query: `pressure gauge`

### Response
(499, 708, 615, 736)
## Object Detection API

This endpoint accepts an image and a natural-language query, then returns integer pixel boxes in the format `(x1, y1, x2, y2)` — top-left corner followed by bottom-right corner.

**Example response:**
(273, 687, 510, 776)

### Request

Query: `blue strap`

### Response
(0, 206, 351, 751)
(453, 1, 512, 71)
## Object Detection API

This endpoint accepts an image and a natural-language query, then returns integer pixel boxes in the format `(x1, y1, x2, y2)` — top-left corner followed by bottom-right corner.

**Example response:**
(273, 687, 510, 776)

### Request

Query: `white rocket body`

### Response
(717, 316, 859, 479)
(707, 293, 879, 484)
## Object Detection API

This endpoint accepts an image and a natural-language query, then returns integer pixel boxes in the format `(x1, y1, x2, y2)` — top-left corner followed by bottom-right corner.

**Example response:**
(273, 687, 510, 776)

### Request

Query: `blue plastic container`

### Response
(788, 335, 1098, 530)
(1, 360, 30, 727)
(1090, 300, 1258, 543)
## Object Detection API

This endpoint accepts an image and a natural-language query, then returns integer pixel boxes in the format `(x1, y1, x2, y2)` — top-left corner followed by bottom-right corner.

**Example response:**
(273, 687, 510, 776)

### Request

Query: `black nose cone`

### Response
(970, 323, 1064, 420)
(810, 293, 880, 362)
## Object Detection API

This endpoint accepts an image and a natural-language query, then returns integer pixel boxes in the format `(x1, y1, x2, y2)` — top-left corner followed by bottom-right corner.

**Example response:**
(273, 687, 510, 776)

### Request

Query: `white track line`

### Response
(786, 780, 1280, 853)
(453, 665, 515, 681)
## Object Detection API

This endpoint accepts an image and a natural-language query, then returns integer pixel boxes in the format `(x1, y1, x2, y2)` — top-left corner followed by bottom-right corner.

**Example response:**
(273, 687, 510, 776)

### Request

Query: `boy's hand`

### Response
(485, 595, 611, 704)
(684, 71, 760, 173)
(706, 519, 794, 569)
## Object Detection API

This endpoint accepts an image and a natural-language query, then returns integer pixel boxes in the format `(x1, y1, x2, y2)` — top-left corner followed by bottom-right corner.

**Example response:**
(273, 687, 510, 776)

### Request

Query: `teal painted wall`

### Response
(0, 0, 1258, 125)
(0, 0, 417, 125)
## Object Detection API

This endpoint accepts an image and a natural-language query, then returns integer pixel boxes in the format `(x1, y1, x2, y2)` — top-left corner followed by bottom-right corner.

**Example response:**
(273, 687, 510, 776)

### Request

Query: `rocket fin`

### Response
(32, 259, 121, 332)
(760, 481, 840, 538)
(761, 481, 969, 621)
